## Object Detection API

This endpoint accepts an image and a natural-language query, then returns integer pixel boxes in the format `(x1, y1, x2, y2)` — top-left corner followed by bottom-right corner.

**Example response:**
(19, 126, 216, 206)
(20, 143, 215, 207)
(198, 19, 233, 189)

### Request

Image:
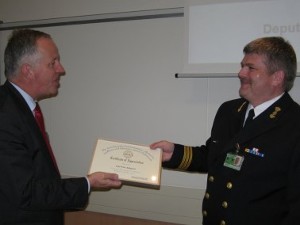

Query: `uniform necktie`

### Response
(244, 108, 255, 127)
(34, 103, 59, 173)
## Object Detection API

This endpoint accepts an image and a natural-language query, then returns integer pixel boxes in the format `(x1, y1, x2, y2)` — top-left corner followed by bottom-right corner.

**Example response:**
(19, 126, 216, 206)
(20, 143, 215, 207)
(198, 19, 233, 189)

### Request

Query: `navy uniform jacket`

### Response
(164, 93, 300, 225)
(0, 81, 88, 225)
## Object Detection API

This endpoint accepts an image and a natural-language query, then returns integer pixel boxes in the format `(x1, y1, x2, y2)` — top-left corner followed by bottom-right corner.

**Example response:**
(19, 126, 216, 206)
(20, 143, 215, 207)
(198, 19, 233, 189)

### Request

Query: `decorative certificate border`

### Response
(89, 139, 162, 188)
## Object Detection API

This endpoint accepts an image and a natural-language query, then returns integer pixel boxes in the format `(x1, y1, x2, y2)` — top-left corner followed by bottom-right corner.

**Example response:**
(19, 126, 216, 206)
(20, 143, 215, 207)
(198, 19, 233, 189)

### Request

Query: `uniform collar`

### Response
(246, 93, 284, 119)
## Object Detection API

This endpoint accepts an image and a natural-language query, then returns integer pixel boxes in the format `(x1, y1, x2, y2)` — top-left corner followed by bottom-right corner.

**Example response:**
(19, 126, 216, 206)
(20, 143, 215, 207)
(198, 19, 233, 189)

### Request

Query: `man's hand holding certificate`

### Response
(89, 139, 162, 188)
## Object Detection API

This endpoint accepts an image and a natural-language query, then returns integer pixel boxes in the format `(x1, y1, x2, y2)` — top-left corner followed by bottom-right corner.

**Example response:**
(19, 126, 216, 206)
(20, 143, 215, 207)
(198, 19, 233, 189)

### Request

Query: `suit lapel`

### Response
(220, 100, 248, 153)
(4, 81, 38, 129)
(4, 81, 57, 172)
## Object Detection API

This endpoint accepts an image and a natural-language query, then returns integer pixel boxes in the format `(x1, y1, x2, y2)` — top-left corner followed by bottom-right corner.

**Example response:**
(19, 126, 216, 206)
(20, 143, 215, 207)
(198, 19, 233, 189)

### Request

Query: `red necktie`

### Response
(34, 103, 60, 173)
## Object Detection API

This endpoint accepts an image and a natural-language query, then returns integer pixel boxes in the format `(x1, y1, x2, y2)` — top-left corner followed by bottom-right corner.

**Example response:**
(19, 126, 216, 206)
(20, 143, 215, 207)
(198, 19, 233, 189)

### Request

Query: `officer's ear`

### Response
(272, 70, 284, 88)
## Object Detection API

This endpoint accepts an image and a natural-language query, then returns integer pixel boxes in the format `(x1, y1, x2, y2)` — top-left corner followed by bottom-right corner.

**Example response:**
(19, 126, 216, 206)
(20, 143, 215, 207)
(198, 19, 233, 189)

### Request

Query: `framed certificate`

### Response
(89, 139, 162, 188)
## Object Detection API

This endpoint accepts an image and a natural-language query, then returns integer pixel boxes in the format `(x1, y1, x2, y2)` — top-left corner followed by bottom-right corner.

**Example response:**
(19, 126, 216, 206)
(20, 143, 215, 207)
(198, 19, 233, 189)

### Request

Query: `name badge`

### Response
(224, 153, 244, 171)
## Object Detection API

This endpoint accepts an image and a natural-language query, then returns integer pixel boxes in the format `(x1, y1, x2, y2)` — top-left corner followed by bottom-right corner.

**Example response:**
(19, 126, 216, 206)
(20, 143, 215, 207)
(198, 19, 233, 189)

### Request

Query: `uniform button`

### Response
(205, 192, 210, 199)
(203, 210, 208, 217)
(222, 201, 228, 208)
(226, 182, 233, 189)
(220, 220, 226, 225)
(208, 176, 214, 182)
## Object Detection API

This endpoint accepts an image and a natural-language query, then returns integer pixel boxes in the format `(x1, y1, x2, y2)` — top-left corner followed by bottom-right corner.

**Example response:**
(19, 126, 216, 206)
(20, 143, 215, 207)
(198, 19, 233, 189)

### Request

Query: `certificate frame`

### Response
(89, 139, 162, 189)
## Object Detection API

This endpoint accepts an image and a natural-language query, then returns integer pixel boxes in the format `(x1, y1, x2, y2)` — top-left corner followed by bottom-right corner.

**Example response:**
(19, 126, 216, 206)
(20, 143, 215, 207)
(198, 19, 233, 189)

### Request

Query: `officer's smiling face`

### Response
(238, 53, 281, 107)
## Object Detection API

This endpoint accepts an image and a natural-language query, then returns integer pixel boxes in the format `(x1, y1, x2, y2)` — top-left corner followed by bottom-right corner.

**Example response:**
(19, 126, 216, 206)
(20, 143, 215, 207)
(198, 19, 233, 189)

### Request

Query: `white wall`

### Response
(1, 1, 300, 225)
(0, 1, 204, 224)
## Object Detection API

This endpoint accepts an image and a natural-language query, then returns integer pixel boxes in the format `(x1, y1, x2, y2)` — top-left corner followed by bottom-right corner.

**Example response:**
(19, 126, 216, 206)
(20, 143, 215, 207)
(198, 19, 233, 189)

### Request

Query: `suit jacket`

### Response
(0, 81, 89, 225)
(164, 93, 300, 225)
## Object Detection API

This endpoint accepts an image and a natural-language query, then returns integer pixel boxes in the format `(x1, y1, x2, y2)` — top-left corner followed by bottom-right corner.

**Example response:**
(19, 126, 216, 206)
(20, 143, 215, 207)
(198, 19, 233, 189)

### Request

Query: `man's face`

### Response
(31, 38, 65, 100)
(238, 53, 279, 107)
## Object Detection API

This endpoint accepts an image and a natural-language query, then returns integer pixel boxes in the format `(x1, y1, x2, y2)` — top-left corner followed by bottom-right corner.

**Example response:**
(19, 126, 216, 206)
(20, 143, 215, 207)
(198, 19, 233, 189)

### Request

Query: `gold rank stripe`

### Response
(237, 101, 247, 112)
(178, 146, 193, 170)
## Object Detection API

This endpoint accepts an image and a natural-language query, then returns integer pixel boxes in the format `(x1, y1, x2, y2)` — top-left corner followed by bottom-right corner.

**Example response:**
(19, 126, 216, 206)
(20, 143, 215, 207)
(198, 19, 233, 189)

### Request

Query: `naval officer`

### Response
(151, 36, 300, 225)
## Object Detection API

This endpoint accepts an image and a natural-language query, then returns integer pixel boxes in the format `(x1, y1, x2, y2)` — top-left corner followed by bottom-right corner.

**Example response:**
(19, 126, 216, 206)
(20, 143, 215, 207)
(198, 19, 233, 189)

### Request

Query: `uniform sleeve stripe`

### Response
(178, 146, 193, 170)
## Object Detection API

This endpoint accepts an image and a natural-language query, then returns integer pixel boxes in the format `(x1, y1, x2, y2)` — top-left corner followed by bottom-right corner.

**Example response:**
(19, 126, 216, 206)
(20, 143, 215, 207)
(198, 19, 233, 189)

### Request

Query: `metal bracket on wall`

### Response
(175, 72, 300, 78)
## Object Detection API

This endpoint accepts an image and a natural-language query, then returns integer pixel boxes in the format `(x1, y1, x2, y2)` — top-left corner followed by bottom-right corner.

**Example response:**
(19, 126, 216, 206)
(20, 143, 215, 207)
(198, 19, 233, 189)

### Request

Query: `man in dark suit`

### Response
(0, 29, 122, 225)
(151, 37, 300, 225)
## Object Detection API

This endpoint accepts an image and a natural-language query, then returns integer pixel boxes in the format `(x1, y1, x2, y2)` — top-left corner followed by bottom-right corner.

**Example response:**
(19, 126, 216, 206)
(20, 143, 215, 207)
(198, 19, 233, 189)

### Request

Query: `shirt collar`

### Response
(10, 82, 36, 113)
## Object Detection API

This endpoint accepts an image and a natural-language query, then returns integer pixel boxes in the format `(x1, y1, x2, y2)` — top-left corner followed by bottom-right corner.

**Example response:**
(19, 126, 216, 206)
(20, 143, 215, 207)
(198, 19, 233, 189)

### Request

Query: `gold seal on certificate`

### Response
(89, 139, 162, 188)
